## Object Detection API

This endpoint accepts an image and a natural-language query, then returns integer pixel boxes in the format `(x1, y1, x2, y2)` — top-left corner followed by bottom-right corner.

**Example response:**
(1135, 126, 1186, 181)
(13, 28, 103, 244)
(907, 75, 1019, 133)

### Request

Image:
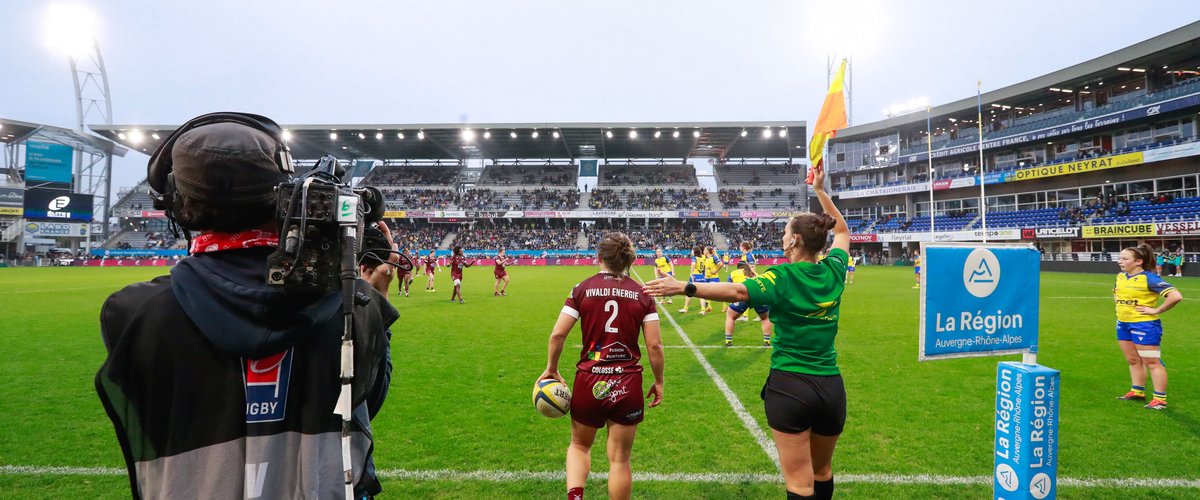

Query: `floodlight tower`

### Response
(46, 4, 114, 241)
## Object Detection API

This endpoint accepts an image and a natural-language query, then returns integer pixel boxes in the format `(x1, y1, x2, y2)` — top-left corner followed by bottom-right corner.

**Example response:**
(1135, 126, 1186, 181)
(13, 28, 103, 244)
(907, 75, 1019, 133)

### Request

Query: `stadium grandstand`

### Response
(88, 122, 807, 260)
(828, 21, 1200, 273)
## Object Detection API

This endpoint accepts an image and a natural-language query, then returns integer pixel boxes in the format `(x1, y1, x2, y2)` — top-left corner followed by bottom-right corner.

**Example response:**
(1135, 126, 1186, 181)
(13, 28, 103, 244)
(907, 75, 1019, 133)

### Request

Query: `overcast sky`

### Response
(4, 0, 1199, 190)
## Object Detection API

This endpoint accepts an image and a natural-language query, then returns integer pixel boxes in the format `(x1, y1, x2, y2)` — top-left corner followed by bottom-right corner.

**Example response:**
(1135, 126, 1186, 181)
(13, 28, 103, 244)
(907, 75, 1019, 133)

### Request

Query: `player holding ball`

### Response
(537, 232, 665, 500)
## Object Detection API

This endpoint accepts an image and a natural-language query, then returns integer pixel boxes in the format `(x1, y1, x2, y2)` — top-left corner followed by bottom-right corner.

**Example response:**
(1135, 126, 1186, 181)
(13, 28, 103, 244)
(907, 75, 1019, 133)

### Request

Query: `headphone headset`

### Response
(147, 112, 295, 216)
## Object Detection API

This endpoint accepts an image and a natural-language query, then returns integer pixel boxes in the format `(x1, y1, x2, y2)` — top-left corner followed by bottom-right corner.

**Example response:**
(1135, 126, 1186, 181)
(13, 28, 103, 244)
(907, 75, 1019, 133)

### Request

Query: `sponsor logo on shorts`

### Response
(590, 366, 624, 374)
(592, 380, 613, 399)
(625, 409, 643, 420)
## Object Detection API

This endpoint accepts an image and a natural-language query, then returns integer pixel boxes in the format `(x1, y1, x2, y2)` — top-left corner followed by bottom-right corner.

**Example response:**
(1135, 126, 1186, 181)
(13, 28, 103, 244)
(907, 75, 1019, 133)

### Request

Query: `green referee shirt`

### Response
(744, 247, 847, 375)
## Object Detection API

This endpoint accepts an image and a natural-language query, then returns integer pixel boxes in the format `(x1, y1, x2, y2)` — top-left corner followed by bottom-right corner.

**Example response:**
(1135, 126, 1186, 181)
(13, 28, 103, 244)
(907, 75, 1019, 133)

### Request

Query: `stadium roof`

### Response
(90, 121, 806, 162)
(1, 117, 128, 157)
(833, 20, 1200, 141)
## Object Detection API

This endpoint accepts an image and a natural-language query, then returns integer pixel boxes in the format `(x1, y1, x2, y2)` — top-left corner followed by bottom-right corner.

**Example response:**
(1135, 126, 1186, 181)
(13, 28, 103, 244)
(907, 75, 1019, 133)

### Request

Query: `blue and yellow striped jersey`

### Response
(1114, 271, 1176, 322)
(704, 255, 721, 278)
(654, 256, 673, 274)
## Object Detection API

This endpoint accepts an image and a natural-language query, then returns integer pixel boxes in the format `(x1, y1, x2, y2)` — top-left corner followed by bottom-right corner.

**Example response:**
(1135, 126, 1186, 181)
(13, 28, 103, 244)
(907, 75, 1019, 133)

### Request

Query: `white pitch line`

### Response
(632, 269, 780, 469)
(4, 465, 1198, 489)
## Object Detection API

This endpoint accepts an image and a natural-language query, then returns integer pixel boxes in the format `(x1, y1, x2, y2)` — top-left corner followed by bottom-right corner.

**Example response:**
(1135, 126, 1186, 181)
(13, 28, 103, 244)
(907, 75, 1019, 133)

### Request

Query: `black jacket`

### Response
(96, 248, 398, 499)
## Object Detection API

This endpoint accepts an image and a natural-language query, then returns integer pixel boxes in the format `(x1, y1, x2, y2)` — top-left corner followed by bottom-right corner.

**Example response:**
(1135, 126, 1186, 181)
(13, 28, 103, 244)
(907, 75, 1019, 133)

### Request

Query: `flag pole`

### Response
(977, 80, 987, 243)
(927, 106, 935, 239)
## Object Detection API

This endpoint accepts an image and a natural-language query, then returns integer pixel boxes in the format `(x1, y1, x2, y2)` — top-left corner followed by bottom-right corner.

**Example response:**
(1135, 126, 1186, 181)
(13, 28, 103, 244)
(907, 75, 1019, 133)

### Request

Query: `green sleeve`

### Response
(744, 266, 783, 308)
(824, 248, 849, 280)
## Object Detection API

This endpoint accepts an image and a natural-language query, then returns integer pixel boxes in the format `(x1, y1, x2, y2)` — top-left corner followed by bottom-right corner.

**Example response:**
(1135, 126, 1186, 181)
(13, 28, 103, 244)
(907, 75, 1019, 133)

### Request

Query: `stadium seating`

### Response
(1091, 196, 1200, 224)
(599, 165, 699, 187)
(586, 188, 710, 210)
(478, 165, 576, 186)
(714, 164, 802, 186)
(363, 165, 462, 187)
(718, 187, 802, 210)
(453, 227, 581, 250)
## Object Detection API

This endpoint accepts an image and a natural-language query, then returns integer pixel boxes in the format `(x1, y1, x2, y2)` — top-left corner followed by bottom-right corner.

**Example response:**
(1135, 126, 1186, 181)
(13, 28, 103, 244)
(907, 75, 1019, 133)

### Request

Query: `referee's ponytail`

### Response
(1124, 243, 1158, 273)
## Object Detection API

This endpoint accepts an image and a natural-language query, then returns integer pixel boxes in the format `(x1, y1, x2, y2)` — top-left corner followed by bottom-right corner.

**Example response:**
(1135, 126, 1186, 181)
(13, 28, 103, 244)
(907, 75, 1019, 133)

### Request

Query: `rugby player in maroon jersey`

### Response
(396, 248, 415, 297)
(446, 246, 477, 304)
(538, 233, 665, 500)
(493, 249, 512, 297)
(422, 250, 438, 293)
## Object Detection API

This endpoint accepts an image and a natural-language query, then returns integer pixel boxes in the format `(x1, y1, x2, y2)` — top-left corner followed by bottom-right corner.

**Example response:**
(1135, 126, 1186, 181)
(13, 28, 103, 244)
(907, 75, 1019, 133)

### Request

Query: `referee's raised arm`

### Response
(811, 165, 849, 256)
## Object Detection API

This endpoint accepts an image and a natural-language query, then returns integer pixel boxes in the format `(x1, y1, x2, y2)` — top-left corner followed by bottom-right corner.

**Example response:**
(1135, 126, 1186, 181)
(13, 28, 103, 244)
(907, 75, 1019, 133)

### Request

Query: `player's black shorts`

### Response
(761, 369, 846, 435)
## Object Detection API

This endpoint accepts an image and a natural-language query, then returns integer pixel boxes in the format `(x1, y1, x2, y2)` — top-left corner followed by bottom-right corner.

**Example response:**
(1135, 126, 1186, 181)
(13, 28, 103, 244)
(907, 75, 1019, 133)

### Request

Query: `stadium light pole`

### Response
(927, 106, 935, 239)
(45, 4, 115, 243)
(976, 80, 987, 242)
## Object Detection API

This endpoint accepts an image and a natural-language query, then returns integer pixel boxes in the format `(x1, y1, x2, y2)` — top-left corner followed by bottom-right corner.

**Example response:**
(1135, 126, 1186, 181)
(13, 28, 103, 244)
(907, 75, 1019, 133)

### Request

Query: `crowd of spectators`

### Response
(717, 188, 799, 209)
(480, 165, 575, 186)
(368, 166, 459, 186)
(392, 225, 451, 251)
(384, 188, 457, 209)
(587, 223, 714, 250)
(518, 188, 580, 210)
(716, 164, 802, 186)
(1059, 206, 1087, 223)
(458, 189, 503, 210)
(601, 166, 698, 186)
(587, 188, 710, 210)
(719, 221, 782, 250)
(453, 227, 580, 250)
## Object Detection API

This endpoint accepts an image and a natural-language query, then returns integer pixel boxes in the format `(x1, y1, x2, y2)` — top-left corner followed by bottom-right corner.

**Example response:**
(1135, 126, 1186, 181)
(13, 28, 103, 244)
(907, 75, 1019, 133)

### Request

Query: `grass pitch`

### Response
(0, 264, 1197, 498)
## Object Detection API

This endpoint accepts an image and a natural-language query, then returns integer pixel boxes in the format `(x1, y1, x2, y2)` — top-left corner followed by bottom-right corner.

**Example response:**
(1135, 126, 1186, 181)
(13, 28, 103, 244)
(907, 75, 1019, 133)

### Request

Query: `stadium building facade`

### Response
(827, 21, 1200, 275)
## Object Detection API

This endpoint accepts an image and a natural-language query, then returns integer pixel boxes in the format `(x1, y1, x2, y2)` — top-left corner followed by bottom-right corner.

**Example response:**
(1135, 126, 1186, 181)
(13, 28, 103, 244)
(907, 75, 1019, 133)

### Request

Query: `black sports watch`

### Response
(684, 283, 697, 297)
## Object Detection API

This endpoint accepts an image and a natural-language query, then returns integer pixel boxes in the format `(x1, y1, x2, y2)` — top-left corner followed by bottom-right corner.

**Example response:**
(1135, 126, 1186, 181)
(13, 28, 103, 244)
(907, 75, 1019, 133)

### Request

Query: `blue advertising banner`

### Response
(578, 159, 599, 177)
(994, 362, 1059, 500)
(24, 141, 74, 183)
(919, 243, 1040, 360)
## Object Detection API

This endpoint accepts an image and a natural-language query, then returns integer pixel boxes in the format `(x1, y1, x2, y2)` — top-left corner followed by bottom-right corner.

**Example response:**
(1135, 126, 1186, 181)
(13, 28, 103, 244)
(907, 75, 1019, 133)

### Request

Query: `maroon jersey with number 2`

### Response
(561, 272, 659, 428)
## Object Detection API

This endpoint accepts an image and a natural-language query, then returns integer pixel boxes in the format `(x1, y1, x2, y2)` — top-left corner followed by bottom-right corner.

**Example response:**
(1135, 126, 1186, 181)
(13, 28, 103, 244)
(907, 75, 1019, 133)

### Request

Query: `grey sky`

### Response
(4, 0, 1199, 191)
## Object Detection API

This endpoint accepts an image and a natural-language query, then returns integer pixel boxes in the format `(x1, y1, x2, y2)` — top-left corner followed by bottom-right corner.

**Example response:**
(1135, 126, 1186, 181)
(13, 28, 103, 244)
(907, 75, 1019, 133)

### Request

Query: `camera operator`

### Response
(95, 114, 399, 499)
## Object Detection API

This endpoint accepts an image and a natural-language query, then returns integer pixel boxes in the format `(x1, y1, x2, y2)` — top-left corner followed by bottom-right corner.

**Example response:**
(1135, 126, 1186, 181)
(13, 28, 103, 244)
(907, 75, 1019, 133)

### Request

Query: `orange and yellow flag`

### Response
(807, 58, 849, 184)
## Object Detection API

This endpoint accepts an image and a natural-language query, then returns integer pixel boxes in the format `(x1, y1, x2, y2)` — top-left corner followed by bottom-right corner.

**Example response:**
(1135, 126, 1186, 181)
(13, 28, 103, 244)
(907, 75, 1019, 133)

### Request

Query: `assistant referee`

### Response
(644, 164, 850, 500)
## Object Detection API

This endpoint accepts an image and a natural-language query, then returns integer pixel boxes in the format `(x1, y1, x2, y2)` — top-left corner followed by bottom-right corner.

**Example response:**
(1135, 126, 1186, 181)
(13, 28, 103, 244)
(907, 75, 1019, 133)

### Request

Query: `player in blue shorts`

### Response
(679, 246, 706, 314)
(653, 247, 675, 305)
(846, 253, 856, 285)
(1113, 244, 1183, 410)
(724, 262, 773, 347)
(911, 248, 921, 289)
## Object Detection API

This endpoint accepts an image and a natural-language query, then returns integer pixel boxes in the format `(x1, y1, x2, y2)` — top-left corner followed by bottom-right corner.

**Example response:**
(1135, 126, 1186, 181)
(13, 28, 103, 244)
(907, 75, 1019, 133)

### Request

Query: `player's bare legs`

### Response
(1118, 340, 1147, 389)
(500, 275, 510, 295)
(566, 420, 598, 498)
(774, 429, 815, 496)
(605, 421, 638, 500)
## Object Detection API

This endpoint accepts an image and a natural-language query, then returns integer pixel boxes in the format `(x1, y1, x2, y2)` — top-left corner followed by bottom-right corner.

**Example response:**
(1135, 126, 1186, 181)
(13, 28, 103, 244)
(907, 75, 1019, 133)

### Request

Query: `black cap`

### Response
(168, 122, 289, 205)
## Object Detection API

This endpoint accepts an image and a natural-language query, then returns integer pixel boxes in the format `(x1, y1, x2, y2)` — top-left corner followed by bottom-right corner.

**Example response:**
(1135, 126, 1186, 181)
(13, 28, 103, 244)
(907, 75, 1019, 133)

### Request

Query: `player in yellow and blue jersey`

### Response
(702, 246, 724, 315)
(911, 248, 921, 289)
(653, 247, 675, 305)
(846, 253, 856, 284)
(679, 246, 706, 314)
(724, 262, 773, 347)
(1113, 244, 1183, 410)
(738, 241, 761, 321)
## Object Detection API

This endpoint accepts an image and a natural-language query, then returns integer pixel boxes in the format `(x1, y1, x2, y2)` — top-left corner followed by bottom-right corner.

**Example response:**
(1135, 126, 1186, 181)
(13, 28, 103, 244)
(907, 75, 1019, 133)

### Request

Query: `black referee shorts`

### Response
(761, 369, 846, 436)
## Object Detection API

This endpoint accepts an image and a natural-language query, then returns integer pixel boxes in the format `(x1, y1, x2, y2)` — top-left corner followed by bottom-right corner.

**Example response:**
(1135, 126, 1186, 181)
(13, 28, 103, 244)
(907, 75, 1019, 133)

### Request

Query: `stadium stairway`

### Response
(708, 191, 723, 210)
(439, 232, 456, 250)
(1, 218, 23, 242)
(713, 230, 729, 251)
(578, 191, 592, 209)
(575, 229, 588, 249)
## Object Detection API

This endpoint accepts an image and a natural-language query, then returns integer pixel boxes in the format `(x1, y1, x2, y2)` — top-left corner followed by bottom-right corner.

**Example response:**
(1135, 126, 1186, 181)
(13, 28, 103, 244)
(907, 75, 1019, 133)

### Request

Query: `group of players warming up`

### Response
(391, 246, 514, 303)
(540, 165, 851, 500)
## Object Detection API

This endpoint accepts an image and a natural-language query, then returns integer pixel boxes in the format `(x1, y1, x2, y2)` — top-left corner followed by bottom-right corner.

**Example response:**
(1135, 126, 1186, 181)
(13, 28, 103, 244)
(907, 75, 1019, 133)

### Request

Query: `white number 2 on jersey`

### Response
(604, 300, 619, 334)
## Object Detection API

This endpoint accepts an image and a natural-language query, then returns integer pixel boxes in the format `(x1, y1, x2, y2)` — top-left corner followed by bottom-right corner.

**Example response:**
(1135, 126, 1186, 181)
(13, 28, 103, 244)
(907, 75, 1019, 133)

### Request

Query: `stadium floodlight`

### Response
(117, 132, 126, 140)
(740, 130, 748, 137)
(532, 130, 540, 139)
(672, 130, 680, 138)
(1117, 67, 1131, 71)
(693, 130, 700, 138)
(462, 129, 476, 142)
(330, 132, 338, 140)
(552, 130, 560, 139)
(510, 131, 518, 139)
(483, 130, 491, 139)
(397, 132, 405, 139)
(417, 131, 425, 140)
(282, 130, 292, 141)
(762, 128, 772, 138)
(779, 128, 787, 137)
(629, 130, 638, 139)
(606, 130, 614, 139)
(128, 129, 145, 144)
(45, 4, 98, 58)
(1131, 68, 1146, 73)
(151, 133, 160, 140)
(357, 133, 365, 140)
(375, 132, 383, 140)
(654, 130, 661, 138)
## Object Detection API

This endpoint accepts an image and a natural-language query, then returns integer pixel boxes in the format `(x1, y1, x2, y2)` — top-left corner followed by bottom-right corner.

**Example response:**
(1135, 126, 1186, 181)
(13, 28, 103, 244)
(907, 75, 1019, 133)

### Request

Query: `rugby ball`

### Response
(533, 379, 572, 418)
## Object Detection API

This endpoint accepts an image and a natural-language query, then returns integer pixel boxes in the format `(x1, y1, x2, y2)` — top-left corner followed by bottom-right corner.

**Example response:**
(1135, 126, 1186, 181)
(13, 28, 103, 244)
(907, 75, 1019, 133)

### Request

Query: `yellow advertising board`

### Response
(383, 210, 407, 219)
(0, 207, 22, 216)
(1008, 152, 1143, 182)
(1081, 223, 1156, 238)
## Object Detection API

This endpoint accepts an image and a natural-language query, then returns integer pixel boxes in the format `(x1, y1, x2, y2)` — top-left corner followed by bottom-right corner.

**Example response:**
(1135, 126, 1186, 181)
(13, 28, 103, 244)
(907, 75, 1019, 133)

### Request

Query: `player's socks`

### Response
(724, 333, 733, 344)
(814, 478, 834, 500)
(567, 487, 584, 500)
(786, 491, 814, 499)
(1132, 385, 1146, 397)
(1153, 391, 1167, 402)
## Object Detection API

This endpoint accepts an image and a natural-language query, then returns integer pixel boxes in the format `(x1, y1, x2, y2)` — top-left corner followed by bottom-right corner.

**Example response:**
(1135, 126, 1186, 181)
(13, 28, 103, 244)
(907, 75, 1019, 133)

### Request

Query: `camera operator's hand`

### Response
(360, 222, 400, 295)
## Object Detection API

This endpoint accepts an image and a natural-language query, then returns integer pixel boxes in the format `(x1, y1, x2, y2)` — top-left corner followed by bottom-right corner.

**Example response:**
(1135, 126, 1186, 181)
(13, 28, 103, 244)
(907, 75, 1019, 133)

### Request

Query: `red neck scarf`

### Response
(190, 229, 279, 254)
